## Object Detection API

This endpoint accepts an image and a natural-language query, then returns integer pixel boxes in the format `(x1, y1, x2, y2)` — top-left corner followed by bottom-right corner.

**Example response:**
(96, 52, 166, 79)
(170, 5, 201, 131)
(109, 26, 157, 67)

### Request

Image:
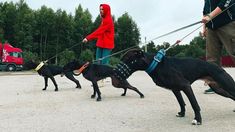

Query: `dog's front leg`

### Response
(49, 77, 58, 91)
(183, 86, 201, 125)
(172, 90, 186, 117)
(92, 81, 101, 101)
(42, 77, 48, 91)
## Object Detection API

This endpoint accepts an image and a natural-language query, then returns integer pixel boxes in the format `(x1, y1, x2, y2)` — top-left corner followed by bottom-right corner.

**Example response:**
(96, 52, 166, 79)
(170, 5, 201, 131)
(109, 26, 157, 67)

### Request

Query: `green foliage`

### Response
(115, 13, 140, 55)
(110, 57, 120, 66)
(175, 52, 186, 57)
(1, 1, 17, 44)
(0, 1, 142, 65)
(189, 35, 206, 50)
(0, 1, 209, 65)
(145, 41, 156, 53)
(23, 50, 39, 62)
(167, 45, 188, 57)
(185, 44, 205, 58)
(57, 49, 76, 66)
(140, 34, 206, 59)
(73, 4, 93, 56)
(80, 49, 94, 62)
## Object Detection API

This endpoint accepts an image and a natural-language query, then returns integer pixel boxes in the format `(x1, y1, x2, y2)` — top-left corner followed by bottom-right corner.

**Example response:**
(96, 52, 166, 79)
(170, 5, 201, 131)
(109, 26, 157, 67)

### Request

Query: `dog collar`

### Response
(145, 49, 165, 74)
(35, 62, 45, 71)
(73, 62, 90, 75)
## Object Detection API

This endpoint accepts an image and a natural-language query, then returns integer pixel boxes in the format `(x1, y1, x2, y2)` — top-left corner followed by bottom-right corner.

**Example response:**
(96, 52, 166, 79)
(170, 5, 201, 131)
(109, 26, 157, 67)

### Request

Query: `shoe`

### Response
(204, 88, 215, 94)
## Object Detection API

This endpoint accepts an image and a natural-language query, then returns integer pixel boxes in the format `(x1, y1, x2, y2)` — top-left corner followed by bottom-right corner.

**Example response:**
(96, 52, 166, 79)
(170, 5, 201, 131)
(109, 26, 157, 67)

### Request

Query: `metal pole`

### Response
(144, 37, 147, 52)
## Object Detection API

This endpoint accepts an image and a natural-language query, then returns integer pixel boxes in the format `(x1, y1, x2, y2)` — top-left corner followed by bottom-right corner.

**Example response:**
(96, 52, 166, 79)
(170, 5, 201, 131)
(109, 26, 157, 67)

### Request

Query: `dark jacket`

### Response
(203, 0, 235, 29)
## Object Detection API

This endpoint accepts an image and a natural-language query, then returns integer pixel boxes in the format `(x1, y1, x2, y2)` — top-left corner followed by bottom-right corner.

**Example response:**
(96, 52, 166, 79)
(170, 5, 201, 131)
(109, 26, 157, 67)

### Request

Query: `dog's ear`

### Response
(134, 49, 144, 58)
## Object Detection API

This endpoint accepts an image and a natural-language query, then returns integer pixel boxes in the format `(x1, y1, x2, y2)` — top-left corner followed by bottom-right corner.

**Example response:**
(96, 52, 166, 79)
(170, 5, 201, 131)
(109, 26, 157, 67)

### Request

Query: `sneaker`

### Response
(204, 88, 215, 94)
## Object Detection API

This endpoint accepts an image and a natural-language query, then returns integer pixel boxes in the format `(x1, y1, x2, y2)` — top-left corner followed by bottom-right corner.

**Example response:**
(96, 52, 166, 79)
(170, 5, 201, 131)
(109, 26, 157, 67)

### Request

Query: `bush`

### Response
(80, 49, 94, 62)
(58, 49, 76, 66)
(23, 51, 39, 63)
(110, 57, 120, 66)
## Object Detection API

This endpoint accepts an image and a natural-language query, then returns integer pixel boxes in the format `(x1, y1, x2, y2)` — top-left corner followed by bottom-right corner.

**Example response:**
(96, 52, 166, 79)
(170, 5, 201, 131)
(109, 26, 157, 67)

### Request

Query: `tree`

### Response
(0, 1, 17, 44)
(189, 35, 206, 50)
(52, 9, 73, 64)
(115, 13, 140, 54)
(23, 51, 39, 62)
(185, 44, 205, 58)
(144, 41, 156, 53)
(80, 49, 94, 62)
(167, 45, 188, 57)
(58, 49, 76, 66)
(72, 4, 93, 57)
(0, 3, 4, 41)
(14, 0, 34, 50)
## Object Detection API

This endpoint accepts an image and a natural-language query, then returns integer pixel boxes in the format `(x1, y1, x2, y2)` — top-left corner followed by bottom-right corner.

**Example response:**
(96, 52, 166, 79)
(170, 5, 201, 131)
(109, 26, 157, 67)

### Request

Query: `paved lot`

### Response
(0, 69, 234, 132)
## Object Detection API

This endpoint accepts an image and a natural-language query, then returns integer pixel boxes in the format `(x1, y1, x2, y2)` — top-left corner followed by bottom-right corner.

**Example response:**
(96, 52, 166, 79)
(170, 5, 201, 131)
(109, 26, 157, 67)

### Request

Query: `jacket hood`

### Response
(100, 4, 111, 18)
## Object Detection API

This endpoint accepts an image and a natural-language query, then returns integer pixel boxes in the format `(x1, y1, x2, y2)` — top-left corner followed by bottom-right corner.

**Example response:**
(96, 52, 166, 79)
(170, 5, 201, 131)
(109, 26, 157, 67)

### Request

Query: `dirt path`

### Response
(0, 69, 234, 132)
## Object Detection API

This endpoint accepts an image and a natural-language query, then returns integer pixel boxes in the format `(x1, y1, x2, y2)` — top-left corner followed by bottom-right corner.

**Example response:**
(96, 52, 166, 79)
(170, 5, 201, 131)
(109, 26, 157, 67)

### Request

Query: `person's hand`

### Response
(202, 14, 211, 23)
(82, 38, 88, 43)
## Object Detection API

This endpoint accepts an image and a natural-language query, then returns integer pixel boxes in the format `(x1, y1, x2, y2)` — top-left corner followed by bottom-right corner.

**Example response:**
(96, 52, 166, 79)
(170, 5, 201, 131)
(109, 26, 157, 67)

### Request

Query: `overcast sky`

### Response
(2, 0, 204, 46)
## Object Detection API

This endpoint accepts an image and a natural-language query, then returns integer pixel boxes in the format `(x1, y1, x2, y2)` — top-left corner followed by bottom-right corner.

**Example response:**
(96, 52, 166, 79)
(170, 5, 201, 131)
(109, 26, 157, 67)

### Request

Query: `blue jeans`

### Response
(96, 47, 112, 65)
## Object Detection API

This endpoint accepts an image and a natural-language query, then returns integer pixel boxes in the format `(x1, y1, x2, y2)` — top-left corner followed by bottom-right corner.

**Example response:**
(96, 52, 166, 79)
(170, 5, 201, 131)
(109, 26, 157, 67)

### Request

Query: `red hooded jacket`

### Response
(86, 4, 115, 49)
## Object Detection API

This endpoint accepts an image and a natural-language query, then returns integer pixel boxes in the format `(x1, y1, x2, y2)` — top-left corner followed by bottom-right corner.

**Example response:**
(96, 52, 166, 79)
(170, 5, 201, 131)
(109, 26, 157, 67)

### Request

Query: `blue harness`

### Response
(145, 49, 166, 74)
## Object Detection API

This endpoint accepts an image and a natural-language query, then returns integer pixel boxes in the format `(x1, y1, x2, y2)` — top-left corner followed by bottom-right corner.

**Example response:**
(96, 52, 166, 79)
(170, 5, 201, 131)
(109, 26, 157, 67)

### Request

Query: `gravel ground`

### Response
(0, 69, 234, 132)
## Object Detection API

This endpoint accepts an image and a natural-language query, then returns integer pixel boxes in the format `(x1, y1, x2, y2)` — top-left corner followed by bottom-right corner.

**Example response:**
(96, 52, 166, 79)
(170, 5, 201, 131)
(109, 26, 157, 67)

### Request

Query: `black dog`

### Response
(23, 60, 81, 91)
(120, 49, 235, 125)
(63, 60, 144, 101)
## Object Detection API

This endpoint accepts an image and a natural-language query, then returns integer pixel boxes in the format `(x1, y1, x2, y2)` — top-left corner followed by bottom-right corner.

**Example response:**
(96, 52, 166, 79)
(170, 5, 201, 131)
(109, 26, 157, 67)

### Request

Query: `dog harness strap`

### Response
(114, 62, 132, 81)
(74, 62, 90, 75)
(34, 62, 45, 71)
(146, 49, 165, 74)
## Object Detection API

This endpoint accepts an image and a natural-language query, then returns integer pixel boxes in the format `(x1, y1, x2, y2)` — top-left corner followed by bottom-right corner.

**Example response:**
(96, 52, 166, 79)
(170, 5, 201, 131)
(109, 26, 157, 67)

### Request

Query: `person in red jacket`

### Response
(82, 4, 114, 65)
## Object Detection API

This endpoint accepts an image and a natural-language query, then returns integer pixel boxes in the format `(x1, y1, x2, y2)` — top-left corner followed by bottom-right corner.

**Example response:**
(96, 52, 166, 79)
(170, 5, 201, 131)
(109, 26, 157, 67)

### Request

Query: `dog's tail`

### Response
(205, 64, 235, 100)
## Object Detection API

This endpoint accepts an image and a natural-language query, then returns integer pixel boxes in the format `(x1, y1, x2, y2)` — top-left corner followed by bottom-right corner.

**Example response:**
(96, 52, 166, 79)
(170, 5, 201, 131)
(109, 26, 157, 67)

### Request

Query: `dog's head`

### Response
(121, 49, 149, 71)
(23, 60, 38, 70)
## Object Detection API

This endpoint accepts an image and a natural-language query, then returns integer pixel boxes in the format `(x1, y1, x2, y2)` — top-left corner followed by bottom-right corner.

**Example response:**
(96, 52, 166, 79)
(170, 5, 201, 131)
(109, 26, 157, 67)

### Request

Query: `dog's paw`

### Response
(96, 98, 102, 101)
(140, 95, 144, 98)
(42, 88, 46, 91)
(192, 119, 201, 125)
(76, 85, 82, 89)
(121, 93, 126, 96)
(176, 112, 185, 117)
(55, 89, 58, 92)
(91, 95, 96, 98)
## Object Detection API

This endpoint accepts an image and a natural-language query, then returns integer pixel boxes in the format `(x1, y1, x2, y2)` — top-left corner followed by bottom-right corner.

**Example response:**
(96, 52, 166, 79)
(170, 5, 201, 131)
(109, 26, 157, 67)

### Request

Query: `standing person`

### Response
(202, 0, 235, 94)
(82, 4, 114, 65)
